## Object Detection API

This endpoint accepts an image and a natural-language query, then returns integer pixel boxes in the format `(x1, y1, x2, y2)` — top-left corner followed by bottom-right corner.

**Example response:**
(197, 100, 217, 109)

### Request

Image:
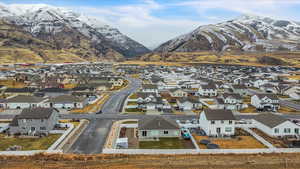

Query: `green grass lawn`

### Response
(139, 138, 185, 149)
(0, 134, 61, 151)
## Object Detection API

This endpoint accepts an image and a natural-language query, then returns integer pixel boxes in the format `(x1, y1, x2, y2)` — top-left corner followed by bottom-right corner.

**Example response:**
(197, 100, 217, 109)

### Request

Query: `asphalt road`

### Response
(67, 77, 142, 154)
(68, 119, 112, 154)
(280, 100, 300, 111)
(101, 77, 142, 114)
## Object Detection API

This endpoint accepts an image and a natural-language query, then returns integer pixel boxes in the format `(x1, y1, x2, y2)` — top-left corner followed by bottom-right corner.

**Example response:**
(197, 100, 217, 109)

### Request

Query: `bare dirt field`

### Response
(1, 153, 300, 169)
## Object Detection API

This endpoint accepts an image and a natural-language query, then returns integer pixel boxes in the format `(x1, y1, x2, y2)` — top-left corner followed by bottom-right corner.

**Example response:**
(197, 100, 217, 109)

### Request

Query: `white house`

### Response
(221, 93, 244, 110)
(199, 109, 236, 137)
(44, 95, 88, 109)
(169, 88, 188, 97)
(198, 84, 217, 97)
(251, 94, 280, 111)
(5, 95, 47, 109)
(176, 97, 202, 111)
(254, 113, 300, 137)
(141, 84, 158, 93)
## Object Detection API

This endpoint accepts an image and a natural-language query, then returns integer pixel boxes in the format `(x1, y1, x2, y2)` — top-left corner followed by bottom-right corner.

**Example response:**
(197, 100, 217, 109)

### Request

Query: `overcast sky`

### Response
(2, 0, 300, 48)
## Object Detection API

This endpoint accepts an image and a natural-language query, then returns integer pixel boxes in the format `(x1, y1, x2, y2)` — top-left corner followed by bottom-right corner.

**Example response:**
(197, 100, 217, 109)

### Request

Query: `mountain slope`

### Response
(155, 15, 300, 53)
(0, 4, 150, 63)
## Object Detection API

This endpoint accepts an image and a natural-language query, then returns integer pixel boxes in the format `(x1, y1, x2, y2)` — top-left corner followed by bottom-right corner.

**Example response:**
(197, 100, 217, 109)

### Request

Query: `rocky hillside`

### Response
(155, 15, 300, 53)
(0, 4, 150, 63)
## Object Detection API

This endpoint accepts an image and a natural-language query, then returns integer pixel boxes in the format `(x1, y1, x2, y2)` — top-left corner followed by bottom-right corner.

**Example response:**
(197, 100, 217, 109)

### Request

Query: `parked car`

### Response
(181, 129, 191, 140)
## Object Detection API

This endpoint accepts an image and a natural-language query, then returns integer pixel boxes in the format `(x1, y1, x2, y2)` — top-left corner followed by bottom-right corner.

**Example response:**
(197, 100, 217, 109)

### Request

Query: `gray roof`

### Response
(256, 94, 279, 100)
(203, 109, 236, 120)
(15, 108, 58, 120)
(254, 113, 288, 128)
(6, 95, 45, 103)
(138, 116, 180, 130)
(48, 95, 85, 103)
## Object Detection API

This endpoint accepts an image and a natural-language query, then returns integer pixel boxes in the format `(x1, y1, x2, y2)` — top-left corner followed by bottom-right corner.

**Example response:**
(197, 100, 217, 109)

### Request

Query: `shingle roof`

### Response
(16, 107, 57, 119)
(48, 95, 85, 103)
(6, 95, 45, 103)
(5, 88, 36, 93)
(138, 116, 180, 130)
(203, 109, 236, 120)
(256, 94, 279, 100)
(254, 113, 288, 128)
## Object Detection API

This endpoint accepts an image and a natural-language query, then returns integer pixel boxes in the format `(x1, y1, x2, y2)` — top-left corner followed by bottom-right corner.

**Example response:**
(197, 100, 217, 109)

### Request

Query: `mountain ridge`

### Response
(0, 3, 150, 63)
(155, 14, 300, 53)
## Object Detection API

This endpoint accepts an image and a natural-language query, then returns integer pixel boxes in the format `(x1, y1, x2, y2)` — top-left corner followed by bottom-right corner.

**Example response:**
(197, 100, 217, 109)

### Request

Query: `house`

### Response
(44, 95, 88, 109)
(9, 107, 59, 135)
(199, 109, 236, 137)
(5, 95, 47, 109)
(141, 84, 158, 93)
(254, 113, 300, 138)
(221, 93, 244, 110)
(260, 83, 278, 94)
(284, 86, 300, 100)
(176, 97, 202, 111)
(39, 88, 70, 97)
(231, 85, 248, 96)
(169, 88, 188, 97)
(136, 93, 164, 111)
(198, 84, 217, 97)
(4, 88, 37, 96)
(138, 116, 180, 140)
(251, 94, 280, 111)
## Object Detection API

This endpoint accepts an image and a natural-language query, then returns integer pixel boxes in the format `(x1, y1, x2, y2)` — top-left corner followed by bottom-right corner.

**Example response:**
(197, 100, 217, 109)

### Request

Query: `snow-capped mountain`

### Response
(0, 3, 150, 59)
(155, 15, 300, 53)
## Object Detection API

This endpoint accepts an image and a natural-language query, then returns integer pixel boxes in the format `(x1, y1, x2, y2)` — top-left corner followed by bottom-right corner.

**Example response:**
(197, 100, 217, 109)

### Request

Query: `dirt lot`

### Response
(1, 153, 300, 169)
(194, 135, 266, 149)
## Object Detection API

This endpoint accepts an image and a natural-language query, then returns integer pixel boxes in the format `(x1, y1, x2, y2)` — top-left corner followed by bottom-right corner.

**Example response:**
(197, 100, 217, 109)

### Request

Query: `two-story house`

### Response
(9, 108, 59, 135)
(199, 109, 236, 137)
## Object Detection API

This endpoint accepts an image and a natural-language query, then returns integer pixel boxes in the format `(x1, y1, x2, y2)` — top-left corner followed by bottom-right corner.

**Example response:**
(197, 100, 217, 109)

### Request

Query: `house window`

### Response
(31, 127, 36, 131)
(229, 120, 233, 124)
(221, 120, 224, 124)
(41, 119, 44, 122)
(142, 131, 147, 136)
(164, 131, 169, 135)
(225, 127, 232, 132)
(284, 128, 291, 133)
(295, 128, 299, 134)
(274, 128, 279, 133)
(211, 121, 215, 124)
(40, 127, 46, 130)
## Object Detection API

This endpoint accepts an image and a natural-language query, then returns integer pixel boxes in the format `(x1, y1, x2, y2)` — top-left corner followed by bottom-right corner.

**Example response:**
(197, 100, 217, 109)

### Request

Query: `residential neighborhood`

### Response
(1, 62, 300, 156)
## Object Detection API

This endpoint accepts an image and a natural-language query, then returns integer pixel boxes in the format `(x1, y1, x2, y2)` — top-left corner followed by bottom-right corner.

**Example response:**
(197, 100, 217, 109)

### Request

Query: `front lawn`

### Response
(0, 134, 61, 151)
(139, 138, 186, 149)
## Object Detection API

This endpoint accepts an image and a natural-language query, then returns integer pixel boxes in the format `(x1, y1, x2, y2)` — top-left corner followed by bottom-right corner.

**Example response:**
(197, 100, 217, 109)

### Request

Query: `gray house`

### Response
(9, 108, 59, 135)
(138, 116, 180, 140)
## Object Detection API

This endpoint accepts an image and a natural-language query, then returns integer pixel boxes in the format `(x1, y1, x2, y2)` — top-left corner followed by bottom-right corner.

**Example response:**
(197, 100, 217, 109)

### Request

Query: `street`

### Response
(68, 119, 112, 154)
(280, 100, 300, 111)
(67, 77, 142, 154)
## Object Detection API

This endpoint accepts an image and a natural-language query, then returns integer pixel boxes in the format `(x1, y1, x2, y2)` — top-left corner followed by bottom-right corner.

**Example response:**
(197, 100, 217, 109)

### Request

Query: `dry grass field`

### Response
(1, 153, 300, 169)
(140, 51, 300, 67)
